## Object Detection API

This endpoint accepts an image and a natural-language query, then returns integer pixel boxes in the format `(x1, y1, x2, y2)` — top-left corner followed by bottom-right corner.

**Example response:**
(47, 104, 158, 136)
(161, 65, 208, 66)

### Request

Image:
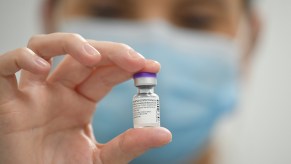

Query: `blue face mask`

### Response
(60, 18, 241, 163)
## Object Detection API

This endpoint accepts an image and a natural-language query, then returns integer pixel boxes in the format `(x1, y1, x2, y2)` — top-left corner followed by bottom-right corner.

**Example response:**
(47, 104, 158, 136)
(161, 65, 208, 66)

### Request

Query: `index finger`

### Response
(27, 33, 101, 66)
(20, 33, 102, 85)
(74, 41, 160, 102)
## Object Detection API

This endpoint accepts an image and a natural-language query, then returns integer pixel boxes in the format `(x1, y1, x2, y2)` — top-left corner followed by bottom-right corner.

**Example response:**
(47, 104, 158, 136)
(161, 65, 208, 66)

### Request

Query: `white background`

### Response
(0, 1, 290, 164)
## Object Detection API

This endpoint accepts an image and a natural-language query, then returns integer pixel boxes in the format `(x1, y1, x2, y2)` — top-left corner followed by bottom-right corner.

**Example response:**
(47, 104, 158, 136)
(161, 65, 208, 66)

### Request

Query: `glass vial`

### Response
(133, 72, 160, 128)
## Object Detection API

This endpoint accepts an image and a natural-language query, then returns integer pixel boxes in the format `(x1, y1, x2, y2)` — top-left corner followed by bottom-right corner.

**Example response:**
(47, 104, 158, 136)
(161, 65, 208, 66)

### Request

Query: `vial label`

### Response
(133, 97, 160, 126)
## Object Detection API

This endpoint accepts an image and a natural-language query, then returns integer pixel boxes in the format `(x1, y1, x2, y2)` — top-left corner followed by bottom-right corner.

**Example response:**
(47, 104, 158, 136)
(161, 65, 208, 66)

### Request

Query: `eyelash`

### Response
(89, 6, 123, 18)
(176, 14, 215, 29)
(88, 6, 216, 30)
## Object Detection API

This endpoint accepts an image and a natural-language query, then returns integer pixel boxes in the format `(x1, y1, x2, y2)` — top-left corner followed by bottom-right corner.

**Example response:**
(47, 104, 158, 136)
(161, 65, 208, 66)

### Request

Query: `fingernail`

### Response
(35, 58, 49, 68)
(128, 48, 145, 59)
(153, 60, 160, 65)
(83, 44, 100, 56)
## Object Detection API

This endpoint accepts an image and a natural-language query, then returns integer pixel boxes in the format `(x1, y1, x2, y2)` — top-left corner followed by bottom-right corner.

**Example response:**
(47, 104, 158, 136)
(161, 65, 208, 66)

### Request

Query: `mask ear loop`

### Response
(234, 15, 253, 63)
(233, 15, 254, 91)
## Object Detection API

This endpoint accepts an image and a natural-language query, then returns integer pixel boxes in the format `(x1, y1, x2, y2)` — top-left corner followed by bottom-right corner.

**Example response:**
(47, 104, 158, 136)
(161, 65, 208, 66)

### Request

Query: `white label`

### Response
(133, 97, 160, 124)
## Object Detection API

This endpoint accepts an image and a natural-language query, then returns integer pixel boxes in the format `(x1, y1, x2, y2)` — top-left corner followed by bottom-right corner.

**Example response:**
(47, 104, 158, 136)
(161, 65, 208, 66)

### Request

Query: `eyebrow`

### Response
(177, 0, 227, 9)
(89, 0, 134, 7)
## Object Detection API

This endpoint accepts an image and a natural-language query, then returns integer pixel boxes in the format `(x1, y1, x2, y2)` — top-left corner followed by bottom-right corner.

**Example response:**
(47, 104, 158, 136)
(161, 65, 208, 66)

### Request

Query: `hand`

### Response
(0, 33, 172, 164)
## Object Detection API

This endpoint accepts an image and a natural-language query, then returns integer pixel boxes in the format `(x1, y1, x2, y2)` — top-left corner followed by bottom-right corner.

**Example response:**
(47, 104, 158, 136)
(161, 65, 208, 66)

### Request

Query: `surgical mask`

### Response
(59, 18, 241, 164)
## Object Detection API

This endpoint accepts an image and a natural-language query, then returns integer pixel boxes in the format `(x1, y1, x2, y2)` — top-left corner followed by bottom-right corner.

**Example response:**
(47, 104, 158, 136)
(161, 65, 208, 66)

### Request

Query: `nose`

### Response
(135, 0, 170, 21)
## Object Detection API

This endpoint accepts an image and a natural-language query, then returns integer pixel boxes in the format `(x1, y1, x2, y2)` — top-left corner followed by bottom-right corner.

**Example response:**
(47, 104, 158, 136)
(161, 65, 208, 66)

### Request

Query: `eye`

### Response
(177, 13, 216, 30)
(171, 5, 220, 31)
(89, 5, 123, 19)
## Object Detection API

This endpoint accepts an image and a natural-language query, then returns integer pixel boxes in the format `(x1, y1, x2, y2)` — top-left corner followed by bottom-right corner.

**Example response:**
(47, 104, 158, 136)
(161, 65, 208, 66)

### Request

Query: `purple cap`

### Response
(133, 72, 157, 86)
(133, 72, 157, 79)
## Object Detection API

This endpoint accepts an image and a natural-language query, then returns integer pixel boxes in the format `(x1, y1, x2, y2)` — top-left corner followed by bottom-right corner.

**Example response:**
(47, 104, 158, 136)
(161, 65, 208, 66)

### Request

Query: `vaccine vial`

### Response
(133, 72, 160, 128)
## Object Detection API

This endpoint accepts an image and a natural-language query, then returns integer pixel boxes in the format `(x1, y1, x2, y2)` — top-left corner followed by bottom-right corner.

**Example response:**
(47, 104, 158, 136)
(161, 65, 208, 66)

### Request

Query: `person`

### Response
(0, 0, 260, 163)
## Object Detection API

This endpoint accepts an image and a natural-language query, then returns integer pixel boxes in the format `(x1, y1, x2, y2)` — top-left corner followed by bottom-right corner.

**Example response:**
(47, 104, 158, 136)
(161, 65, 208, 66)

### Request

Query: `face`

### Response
(50, 0, 249, 36)
(45, 1, 259, 162)
(47, 0, 258, 65)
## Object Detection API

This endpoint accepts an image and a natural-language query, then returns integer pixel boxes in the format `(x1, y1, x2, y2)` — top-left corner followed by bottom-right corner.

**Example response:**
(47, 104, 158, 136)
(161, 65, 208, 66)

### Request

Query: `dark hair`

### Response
(244, 0, 253, 10)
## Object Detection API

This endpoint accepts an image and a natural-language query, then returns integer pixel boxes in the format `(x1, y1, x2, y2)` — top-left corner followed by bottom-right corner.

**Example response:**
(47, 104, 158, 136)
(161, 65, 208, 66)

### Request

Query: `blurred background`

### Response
(0, 0, 290, 164)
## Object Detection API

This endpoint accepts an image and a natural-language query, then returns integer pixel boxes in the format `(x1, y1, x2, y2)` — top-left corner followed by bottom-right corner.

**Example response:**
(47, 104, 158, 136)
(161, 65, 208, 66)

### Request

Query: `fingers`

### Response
(20, 33, 101, 86)
(99, 127, 172, 164)
(14, 33, 160, 104)
(88, 41, 146, 73)
(48, 41, 144, 89)
(47, 55, 93, 88)
(49, 41, 160, 102)
(28, 33, 100, 65)
(0, 48, 50, 102)
(77, 59, 160, 102)
(77, 41, 160, 102)
(86, 41, 160, 74)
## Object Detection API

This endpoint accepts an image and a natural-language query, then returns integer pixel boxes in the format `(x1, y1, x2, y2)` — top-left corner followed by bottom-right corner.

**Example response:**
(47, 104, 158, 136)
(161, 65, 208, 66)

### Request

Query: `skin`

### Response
(48, 0, 260, 66)
(0, 34, 171, 164)
(50, 0, 245, 36)
(0, 0, 259, 163)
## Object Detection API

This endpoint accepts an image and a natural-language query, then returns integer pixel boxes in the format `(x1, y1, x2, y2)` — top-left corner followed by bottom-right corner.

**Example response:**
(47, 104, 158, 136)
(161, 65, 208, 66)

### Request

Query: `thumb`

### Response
(99, 127, 172, 164)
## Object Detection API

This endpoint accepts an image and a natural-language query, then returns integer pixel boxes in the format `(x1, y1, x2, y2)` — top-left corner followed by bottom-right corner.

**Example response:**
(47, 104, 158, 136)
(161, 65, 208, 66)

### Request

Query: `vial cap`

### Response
(133, 72, 157, 86)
